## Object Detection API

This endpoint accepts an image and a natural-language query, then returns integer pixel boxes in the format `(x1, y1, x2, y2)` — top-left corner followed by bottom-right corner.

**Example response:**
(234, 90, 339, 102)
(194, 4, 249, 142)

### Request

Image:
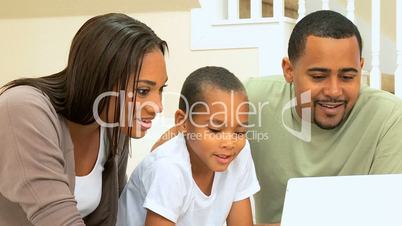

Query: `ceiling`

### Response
(0, 0, 200, 18)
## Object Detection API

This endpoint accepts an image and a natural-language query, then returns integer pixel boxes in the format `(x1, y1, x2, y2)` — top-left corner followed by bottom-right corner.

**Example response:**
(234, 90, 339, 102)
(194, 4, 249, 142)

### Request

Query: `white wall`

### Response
(0, 11, 259, 174)
(0, 12, 259, 110)
(0, 0, 200, 18)
(1, 1, 398, 173)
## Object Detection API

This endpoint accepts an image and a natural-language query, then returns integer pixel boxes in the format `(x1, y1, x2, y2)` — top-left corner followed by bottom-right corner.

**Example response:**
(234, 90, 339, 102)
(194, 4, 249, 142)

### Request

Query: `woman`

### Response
(0, 13, 168, 226)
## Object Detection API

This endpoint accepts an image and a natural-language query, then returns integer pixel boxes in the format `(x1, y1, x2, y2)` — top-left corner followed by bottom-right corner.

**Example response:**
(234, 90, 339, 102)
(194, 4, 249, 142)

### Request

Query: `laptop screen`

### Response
(281, 174, 402, 226)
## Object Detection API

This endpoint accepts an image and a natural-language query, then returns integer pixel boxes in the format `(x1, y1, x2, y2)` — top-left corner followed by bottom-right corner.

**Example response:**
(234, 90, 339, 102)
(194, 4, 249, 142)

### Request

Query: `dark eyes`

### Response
(136, 84, 167, 97)
(311, 75, 326, 81)
(340, 74, 355, 81)
(208, 128, 221, 133)
(136, 88, 150, 96)
(208, 127, 247, 135)
(309, 74, 355, 81)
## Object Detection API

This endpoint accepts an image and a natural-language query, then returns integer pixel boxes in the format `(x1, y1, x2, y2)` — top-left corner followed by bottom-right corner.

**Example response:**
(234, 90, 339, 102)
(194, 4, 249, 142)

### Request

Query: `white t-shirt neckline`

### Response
(192, 173, 219, 199)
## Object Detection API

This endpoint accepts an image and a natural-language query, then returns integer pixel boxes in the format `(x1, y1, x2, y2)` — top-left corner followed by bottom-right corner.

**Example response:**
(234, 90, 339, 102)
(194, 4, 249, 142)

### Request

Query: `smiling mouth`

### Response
(136, 118, 153, 129)
(213, 154, 233, 164)
(317, 102, 344, 108)
(315, 101, 346, 116)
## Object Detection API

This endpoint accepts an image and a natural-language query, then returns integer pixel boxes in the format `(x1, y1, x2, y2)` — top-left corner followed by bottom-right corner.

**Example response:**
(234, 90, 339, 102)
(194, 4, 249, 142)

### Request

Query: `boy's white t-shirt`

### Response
(117, 133, 260, 226)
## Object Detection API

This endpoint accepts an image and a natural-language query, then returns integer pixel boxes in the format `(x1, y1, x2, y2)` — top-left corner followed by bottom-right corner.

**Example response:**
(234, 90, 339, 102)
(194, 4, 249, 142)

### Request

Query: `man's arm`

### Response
(145, 210, 175, 226)
(370, 112, 402, 174)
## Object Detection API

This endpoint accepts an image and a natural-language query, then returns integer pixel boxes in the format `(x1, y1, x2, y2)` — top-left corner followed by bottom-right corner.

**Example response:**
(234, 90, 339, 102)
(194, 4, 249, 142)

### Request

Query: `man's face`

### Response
(282, 35, 364, 129)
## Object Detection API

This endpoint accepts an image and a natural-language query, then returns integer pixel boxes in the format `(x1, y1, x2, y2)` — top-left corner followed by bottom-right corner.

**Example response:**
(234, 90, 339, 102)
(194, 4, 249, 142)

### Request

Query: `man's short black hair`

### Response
(179, 66, 246, 112)
(288, 10, 363, 63)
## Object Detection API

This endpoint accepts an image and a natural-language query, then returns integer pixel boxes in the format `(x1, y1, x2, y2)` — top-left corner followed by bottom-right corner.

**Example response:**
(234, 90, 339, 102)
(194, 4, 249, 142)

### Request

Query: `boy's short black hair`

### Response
(288, 10, 362, 63)
(179, 66, 246, 112)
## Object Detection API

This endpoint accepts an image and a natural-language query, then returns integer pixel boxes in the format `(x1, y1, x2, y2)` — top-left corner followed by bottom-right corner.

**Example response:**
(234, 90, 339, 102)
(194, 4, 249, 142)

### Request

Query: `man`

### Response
(246, 10, 402, 225)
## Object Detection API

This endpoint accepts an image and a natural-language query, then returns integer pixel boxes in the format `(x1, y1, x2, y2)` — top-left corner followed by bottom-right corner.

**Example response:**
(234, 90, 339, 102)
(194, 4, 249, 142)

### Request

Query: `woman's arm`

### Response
(226, 198, 254, 226)
(0, 88, 84, 226)
(145, 210, 176, 226)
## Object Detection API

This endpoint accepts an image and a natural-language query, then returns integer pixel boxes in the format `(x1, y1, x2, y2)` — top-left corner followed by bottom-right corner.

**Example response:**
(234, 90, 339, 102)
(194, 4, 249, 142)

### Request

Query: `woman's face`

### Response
(108, 49, 168, 138)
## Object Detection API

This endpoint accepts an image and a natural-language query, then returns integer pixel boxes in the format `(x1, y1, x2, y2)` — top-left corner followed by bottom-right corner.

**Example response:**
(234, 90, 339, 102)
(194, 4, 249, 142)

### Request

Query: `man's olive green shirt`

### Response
(245, 76, 402, 224)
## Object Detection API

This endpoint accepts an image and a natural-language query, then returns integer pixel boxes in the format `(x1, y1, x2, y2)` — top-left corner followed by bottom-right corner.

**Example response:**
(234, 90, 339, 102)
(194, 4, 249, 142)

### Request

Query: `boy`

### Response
(117, 66, 260, 226)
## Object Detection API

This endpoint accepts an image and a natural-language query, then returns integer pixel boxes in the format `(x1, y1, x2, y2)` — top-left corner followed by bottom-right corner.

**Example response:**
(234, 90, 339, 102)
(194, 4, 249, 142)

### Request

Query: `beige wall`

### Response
(0, 0, 200, 18)
(0, 16, 82, 85)
(0, 11, 259, 173)
(0, 11, 259, 118)
(3, 0, 395, 115)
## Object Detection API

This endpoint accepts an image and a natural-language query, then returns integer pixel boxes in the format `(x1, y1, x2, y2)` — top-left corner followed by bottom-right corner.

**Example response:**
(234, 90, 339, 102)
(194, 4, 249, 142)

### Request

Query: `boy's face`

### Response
(183, 87, 249, 173)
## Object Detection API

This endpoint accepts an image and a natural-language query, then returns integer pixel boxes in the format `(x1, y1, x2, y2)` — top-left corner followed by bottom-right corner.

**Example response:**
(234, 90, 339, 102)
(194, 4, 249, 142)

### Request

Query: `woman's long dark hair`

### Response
(0, 13, 168, 155)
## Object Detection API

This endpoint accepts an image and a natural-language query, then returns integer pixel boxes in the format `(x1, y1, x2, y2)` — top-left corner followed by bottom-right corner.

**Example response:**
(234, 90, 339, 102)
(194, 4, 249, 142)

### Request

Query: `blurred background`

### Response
(0, 0, 400, 174)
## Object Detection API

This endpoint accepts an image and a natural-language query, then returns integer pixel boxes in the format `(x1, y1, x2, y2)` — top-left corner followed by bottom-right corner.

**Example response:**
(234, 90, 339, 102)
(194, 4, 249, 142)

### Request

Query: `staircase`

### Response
(240, 0, 298, 19)
(191, 0, 296, 76)
(191, 0, 402, 97)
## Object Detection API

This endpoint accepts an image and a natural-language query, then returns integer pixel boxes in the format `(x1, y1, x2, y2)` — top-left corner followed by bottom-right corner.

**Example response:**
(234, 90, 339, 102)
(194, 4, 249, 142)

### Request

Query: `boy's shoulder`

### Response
(137, 134, 192, 178)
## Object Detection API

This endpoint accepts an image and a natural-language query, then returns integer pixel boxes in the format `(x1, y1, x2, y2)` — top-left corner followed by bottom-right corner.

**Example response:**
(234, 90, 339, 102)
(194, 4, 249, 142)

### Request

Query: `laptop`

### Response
(281, 174, 402, 226)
